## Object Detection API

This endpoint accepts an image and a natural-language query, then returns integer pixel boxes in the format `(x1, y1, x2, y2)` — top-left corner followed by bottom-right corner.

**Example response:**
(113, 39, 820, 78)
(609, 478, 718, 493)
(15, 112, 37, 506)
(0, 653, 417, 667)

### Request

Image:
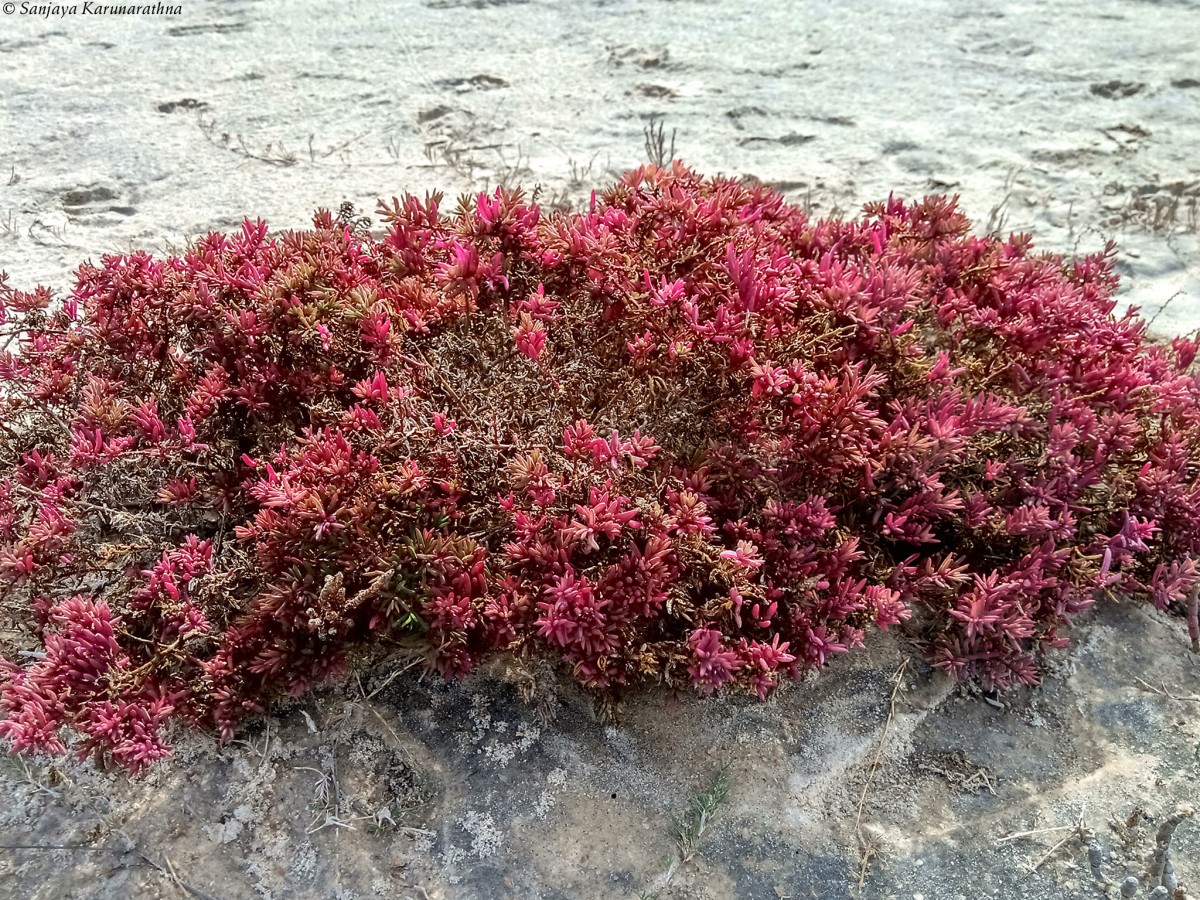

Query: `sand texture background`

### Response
(2, 0, 1200, 898)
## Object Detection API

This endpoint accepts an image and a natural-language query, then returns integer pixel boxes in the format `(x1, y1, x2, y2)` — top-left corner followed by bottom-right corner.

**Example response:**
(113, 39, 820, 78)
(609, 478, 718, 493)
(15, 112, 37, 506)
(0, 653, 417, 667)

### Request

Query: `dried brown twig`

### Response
(1134, 678, 1200, 703)
(1028, 808, 1087, 873)
(855, 659, 909, 890)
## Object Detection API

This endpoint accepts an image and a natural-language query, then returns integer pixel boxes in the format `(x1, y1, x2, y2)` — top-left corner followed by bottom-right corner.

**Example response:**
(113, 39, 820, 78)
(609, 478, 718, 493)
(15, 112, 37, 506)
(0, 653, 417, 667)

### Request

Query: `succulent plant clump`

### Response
(1, 163, 1197, 772)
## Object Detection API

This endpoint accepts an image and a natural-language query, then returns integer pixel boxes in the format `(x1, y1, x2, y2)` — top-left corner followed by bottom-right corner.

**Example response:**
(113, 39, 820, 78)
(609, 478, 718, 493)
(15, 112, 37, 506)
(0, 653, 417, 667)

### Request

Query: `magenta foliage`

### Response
(1, 164, 1198, 772)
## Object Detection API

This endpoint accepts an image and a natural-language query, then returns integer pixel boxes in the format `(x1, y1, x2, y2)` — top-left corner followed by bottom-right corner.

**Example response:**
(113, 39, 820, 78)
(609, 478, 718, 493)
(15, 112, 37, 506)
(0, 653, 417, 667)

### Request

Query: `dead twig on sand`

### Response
(1134, 677, 1200, 703)
(0, 843, 125, 851)
(854, 659, 909, 890)
(1146, 290, 1186, 333)
(1028, 810, 1085, 873)
(997, 823, 1077, 844)
(998, 818, 1107, 884)
(1001, 808, 1089, 875)
(132, 847, 222, 900)
(643, 116, 676, 167)
(1, 840, 221, 900)
(359, 654, 426, 702)
(198, 114, 297, 168)
(352, 671, 424, 777)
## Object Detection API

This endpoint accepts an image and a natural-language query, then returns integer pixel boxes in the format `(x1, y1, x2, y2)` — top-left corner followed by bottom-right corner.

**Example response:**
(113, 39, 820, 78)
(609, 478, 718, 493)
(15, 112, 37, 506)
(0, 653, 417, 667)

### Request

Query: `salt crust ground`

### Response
(1, 0, 1199, 897)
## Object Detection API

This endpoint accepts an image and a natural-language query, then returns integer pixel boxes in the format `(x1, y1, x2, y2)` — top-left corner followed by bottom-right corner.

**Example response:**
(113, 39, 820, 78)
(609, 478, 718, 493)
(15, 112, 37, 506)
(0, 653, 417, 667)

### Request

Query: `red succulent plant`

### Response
(0, 164, 1197, 773)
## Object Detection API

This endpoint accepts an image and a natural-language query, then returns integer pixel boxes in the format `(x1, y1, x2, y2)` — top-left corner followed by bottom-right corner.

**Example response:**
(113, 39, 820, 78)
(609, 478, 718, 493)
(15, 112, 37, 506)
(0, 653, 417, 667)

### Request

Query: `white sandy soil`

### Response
(1, 1, 1200, 898)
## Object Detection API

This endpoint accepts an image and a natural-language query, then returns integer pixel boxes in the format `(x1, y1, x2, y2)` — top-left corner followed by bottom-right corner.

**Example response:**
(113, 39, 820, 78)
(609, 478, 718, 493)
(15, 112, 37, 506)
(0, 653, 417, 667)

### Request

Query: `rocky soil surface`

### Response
(1, 0, 1199, 897)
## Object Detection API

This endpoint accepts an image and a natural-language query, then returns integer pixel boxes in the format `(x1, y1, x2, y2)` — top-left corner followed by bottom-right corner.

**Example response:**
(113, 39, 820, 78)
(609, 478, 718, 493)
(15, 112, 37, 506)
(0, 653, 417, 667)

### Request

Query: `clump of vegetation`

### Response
(1, 163, 1198, 773)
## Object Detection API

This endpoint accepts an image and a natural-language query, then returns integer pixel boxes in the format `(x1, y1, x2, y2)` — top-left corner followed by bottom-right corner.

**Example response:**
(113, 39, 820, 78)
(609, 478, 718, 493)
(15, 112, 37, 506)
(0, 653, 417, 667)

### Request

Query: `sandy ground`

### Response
(2, 0, 1200, 897)
(1, 0, 1198, 329)
(3, 602, 1200, 900)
